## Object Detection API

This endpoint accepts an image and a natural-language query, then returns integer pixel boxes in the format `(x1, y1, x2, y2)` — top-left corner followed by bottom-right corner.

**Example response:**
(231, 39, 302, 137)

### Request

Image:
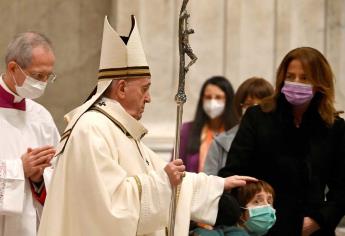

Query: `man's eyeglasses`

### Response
(16, 63, 57, 83)
(29, 72, 57, 83)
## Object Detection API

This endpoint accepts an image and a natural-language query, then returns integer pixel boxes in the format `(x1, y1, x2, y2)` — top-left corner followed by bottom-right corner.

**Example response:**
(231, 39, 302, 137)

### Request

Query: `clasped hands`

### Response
(21, 145, 56, 183)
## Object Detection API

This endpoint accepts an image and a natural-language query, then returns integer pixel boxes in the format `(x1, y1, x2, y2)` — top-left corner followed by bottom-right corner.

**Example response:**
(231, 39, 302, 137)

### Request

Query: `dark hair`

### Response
(233, 77, 274, 119)
(186, 76, 238, 155)
(261, 47, 336, 125)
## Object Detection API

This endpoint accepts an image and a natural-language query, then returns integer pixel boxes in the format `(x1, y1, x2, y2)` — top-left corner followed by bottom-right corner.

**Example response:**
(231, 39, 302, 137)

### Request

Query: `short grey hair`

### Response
(5, 31, 53, 69)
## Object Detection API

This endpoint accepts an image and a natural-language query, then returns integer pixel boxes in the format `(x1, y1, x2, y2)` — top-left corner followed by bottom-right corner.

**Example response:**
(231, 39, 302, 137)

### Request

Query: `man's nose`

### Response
(145, 92, 151, 103)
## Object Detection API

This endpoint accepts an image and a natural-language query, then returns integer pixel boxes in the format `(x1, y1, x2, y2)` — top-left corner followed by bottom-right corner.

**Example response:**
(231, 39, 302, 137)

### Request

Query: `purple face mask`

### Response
(281, 81, 314, 106)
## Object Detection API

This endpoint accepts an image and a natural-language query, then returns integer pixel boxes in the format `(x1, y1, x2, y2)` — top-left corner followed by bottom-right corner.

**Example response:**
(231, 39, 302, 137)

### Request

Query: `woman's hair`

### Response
(186, 76, 238, 155)
(261, 47, 336, 125)
(233, 77, 274, 119)
(232, 180, 275, 209)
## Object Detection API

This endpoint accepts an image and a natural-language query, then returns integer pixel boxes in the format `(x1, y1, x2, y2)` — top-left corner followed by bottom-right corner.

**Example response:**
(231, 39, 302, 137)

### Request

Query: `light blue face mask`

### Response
(243, 204, 276, 236)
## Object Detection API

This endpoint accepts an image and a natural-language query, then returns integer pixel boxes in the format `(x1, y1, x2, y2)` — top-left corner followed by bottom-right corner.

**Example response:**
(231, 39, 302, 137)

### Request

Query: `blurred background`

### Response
(0, 0, 344, 159)
(1, 0, 344, 232)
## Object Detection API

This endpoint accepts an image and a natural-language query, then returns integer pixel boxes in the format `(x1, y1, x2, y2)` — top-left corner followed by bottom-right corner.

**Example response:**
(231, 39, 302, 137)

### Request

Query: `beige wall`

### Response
(1, 0, 344, 154)
(0, 0, 111, 133)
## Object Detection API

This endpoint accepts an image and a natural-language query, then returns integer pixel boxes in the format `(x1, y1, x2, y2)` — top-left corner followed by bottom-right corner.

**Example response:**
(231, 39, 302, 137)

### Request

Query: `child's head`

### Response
(233, 180, 275, 209)
(232, 180, 276, 236)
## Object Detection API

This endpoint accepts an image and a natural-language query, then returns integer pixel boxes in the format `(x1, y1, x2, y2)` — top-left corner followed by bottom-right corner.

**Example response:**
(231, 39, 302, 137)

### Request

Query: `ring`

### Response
(182, 171, 186, 178)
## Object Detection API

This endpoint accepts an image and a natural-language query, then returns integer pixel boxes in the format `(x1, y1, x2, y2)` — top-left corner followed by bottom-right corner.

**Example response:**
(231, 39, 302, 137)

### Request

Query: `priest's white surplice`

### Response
(0, 78, 60, 236)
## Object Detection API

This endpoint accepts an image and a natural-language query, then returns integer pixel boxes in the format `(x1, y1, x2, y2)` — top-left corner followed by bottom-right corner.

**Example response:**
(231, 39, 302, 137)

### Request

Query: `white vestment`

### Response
(0, 78, 60, 236)
(39, 97, 224, 236)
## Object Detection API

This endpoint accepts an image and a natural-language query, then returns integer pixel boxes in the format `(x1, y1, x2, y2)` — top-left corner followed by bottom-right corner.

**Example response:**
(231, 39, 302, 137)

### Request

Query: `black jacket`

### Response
(219, 95, 345, 236)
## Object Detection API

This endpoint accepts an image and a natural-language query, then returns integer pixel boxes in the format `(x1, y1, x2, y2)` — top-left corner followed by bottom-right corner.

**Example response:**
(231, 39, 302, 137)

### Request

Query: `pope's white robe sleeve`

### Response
(174, 173, 224, 235)
(0, 159, 25, 215)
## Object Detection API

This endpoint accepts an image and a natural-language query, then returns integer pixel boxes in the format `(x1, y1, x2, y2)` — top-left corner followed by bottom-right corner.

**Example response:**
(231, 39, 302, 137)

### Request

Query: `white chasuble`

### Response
(38, 98, 224, 236)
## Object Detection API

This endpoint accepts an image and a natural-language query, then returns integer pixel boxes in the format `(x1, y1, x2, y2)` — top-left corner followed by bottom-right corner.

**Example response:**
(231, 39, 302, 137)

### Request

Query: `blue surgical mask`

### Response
(243, 205, 276, 236)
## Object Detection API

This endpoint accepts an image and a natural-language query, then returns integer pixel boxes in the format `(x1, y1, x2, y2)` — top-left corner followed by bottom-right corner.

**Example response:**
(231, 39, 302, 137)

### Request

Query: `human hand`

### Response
(302, 217, 320, 236)
(224, 175, 258, 191)
(21, 145, 56, 183)
(164, 159, 186, 187)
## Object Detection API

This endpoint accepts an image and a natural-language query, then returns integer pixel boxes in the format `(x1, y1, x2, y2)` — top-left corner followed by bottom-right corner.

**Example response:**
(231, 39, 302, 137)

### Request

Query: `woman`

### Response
(219, 47, 345, 235)
(192, 180, 276, 236)
(179, 76, 238, 173)
(204, 77, 274, 175)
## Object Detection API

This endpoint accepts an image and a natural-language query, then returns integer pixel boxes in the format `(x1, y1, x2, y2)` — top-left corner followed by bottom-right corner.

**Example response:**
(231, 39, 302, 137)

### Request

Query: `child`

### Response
(192, 180, 276, 236)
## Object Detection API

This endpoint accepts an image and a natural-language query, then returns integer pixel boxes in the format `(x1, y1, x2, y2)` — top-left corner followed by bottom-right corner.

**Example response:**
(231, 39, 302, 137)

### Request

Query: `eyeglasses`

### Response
(29, 72, 57, 83)
(16, 63, 57, 83)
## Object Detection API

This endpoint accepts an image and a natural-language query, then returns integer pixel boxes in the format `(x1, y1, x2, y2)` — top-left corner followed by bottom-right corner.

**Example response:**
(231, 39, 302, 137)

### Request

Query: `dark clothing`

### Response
(219, 95, 345, 236)
(215, 192, 241, 226)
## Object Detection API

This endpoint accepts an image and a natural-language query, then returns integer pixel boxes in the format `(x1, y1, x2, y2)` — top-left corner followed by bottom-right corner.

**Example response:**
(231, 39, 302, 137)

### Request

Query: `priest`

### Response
(0, 32, 60, 236)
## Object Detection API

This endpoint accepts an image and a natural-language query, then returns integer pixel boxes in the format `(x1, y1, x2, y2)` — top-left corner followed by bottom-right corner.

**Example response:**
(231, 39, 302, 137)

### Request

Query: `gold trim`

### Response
(98, 68, 150, 79)
(89, 106, 131, 137)
(134, 175, 142, 200)
(60, 129, 71, 142)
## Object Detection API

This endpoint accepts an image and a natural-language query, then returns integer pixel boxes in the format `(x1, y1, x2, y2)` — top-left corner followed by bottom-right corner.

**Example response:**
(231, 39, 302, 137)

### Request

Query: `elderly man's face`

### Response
(122, 77, 151, 120)
(13, 46, 55, 86)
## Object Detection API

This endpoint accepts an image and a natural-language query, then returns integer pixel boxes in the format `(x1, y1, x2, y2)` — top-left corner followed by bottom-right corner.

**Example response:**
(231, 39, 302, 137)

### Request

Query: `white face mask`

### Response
(203, 99, 225, 119)
(11, 72, 47, 99)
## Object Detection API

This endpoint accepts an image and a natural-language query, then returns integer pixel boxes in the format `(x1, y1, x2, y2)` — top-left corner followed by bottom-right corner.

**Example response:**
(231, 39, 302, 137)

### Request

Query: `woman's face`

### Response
(242, 190, 274, 221)
(203, 84, 226, 102)
(202, 84, 227, 119)
(285, 59, 312, 85)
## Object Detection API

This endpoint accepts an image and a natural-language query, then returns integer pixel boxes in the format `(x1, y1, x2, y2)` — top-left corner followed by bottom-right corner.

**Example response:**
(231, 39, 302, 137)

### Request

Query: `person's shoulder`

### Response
(181, 121, 194, 132)
(192, 227, 224, 236)
(182, 121, 194, 128)
(242, 104, 268, 121)
(215, 125, 238, 143)
(26, 99, 54, 120)
(334, 115, 345, 124)
(332, 115, 345, 132)
(76, 109, 113, 128)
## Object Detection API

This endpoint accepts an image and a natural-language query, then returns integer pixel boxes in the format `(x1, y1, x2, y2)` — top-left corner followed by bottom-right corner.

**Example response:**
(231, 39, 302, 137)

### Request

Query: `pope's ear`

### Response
(116, 79, 127, 99)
